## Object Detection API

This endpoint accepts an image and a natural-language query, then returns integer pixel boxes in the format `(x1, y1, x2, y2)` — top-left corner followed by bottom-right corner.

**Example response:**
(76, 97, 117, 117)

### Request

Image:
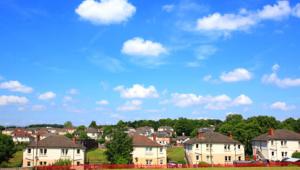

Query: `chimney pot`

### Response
(268, 128, 274, 136)
(228, 132, 233, 139)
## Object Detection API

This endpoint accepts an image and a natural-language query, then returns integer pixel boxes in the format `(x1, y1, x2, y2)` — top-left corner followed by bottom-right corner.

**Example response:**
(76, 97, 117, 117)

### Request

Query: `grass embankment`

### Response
(167, 147, 186, 164)
(0, 150, 23, 167)
(87, 148, 109, 164)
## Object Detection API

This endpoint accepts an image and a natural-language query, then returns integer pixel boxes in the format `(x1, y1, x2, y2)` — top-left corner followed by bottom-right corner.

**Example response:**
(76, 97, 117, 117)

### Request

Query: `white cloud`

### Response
(196, 1, 298, 34)
(67, 88, 79, 95)
(220, 68, 252, 82)
(262, 64, 300, 88)
(117, 100, 142, 111)
(0, 95, 29, 106)
(270, 101, 295, 111)
(122, 37, 167, 57)
(0, 80, 33, 93)
(162, 4, 175, 12)
(233, 94, 253, 105)
(171, 93, 252, 110)
(96, 100, 109, 105)
(293, 3, 300, 17)
(32, 104, 46, 111)
(75, 0, 136, 25)
(114, 84, 159, 99)
(38, 91, 56, 100)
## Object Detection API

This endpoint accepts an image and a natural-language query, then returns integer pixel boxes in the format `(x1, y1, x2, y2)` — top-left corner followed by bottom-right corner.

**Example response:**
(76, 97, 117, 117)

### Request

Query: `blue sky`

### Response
(0, 0, 300, 126)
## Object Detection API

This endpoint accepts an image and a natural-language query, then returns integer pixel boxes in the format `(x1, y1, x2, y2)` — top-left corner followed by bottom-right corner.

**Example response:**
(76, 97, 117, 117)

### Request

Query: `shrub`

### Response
(292, 152, 300, 158)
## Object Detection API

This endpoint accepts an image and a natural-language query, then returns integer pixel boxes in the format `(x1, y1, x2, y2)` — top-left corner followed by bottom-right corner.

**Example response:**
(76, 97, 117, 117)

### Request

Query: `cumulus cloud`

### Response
(171, 93, 252, 110)
(0, 95, 29, 106)
(0, 80, 33, 93)
(196, 1, 299, 34)
(122, 37, 167, 57)
(220, 68, 252, 82)
(75, 0, 136, 25)
(117, 100, 142, 111)
(67, 88, 79, 95)
(114, 84, 159, 98)
(270, 101, 295, 111)
(96, 100, 109, 105)
(262, 64, 300, 88)
(38, 91, 56, 100)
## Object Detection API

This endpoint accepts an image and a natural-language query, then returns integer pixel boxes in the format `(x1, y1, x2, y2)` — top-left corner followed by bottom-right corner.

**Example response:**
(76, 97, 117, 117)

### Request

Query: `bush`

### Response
(292, 152, 300, 158)
(53, 159, 72, 166)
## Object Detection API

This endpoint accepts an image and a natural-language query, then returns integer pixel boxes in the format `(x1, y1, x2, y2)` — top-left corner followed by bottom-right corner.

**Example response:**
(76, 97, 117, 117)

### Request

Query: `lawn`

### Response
(0, 150, 23, 168)
(167, 147, 186, 164)
(87, 148, 109, 164)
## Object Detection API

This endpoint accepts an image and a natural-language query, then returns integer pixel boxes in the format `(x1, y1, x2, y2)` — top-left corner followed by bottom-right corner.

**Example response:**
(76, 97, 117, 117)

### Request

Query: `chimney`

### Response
(268, 128, 274, 136)
(228, 132, 233, 139)
(197, 131, 205, 139)
(36, 134, 40, 142)
(72, 137, 76, 144)
(152, 133, 157, 141)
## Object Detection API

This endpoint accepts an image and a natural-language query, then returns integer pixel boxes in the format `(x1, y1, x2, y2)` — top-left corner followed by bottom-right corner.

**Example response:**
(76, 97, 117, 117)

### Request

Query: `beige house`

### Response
(132, 134, 167, 165)
(252, 129, 300, 161)
(184, 130, 245, 165)
(23, 135, 85, 167)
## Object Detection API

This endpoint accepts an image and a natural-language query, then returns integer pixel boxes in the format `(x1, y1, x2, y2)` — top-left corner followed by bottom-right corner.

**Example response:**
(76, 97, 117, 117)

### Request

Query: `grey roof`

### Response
(252, 129, 300, 141)
(86, 128, 98, 133)
(28, 135, 84, 149)
(156, 131, 171, 138)
(184, 131, 241, 145)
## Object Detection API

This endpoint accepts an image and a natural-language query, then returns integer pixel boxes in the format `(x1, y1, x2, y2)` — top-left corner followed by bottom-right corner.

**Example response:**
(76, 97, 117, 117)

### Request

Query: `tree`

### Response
(292, 152, 300, 158)
(0, 134, 15, 163)
(65, 133, 74, 139)
(0, 126, 5, 132)
(105, 127, 133, 164)
(64, 121, 73, 128)
(89, 121, 97, 128)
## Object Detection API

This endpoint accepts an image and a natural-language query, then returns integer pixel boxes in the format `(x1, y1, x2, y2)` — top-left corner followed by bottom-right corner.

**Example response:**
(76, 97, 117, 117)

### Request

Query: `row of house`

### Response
(3, 126, 299, 167)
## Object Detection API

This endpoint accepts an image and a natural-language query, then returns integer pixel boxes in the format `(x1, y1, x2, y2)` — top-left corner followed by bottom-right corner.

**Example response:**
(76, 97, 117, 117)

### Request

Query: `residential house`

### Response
(173, 136, 190, 146)
(158, 126, 174, 136)
(132, 134, 167, 166)
(152, 131, 171, 146)
(12, 129, 33, 143)
(136, 126, 154, 136)
(86, 128, 100, 140)
(252, 129, 300, 161)
(22, 135, 85, 167)
(2, 128, 15, 136)
(184, 129, 245, 165)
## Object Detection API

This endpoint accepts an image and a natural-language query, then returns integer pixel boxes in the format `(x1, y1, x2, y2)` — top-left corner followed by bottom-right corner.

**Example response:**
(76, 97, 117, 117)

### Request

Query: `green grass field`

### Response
(167, 147, 186, 164)
(87, 148, 109, 164)
(0, 150, 23, 168)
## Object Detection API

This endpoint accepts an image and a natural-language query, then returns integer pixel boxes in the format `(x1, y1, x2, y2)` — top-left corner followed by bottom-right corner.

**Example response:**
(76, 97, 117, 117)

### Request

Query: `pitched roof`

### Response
(252, 129, 300, 141)
(28, 135, 84, 149)
(184, 131, 241, 145)
(86, 127, 98, 133)
(132, 134, 162, 147)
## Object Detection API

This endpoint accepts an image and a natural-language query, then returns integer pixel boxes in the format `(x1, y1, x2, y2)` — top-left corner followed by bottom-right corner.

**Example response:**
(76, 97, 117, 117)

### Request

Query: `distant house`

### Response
(158, 126, 174, 136)
(136, 126, 154, 136)
(12, 129, 33, 143)
(184, 129, 245, 165)
(86, 128, 100, 140)
(22, 135, 85, 167)
(173, 136, 190, 146)
(152, 131, 171, 146)
(252, 129, 300, 161)
(132, 134, 167, 166)
(2, 128, 15, 136)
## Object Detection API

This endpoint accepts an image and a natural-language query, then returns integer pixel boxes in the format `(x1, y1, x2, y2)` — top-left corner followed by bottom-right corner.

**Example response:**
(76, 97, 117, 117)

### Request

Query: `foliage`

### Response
(0, 126, 4, 131)
(292, 152, 300, 158)
(64, 121, 73, 128)
(0, 151, 22, 168)
(87, 148, 108, 164)
(27, 124, 63, 128)
(65, 133, 74, 139)
(98, 137, 106, 144)
(167, 147, 186, 164)
(53, 159, 72, 166)
(105, 127, 133, 164)
(89, 121, 98, 128)
(0, 134, 15, 164)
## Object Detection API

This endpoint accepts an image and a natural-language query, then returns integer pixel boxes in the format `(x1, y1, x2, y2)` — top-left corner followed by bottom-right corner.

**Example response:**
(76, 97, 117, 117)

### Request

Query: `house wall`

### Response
(87, 133, 99, 140)
(132, 146, 167, 165)
(156, 137, 170, 146)
(253, 140, 300, 161)
(185, 143, 245, 164)
(13, 137, 31, 143)
(22, 147, 85, 167)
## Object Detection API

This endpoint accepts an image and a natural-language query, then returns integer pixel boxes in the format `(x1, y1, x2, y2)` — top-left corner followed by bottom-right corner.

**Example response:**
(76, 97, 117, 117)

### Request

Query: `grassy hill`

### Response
(0, 150, 23, 168)
(167, 147, 186, 164)
(87, 148, 109, 164)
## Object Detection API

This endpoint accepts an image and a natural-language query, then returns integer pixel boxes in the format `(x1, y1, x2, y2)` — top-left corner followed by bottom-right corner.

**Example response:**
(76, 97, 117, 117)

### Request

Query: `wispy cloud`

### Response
(88, 55, 125, 73)
(0, 80, 33, 93)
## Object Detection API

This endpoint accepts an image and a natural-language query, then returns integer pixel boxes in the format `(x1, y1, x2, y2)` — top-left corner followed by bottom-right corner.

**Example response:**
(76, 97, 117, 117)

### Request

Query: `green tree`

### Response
(64, 121, 73, 128)
(0, 134, 15, 163)
(0, 126, 5, 132)
(89, 121, 98, 128)
(292, 152, 300, 158)
(65, 133, 74, 139)
(105, 127, 133, 164)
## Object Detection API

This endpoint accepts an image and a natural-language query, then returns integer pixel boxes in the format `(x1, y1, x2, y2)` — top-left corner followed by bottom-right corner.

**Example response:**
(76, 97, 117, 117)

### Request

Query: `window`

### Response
(146, 159, 152, 165)
(196, 144, 199, 149)
(77, 149, 80, 154)
(160, 159, 163, 165)
(228, 156, 231, 162)
(27, 161, 31, 167)
(238, 145, 241, 149)
(43, 162, 47, 165)
(77, 161, 80, 166)
(282, 152, 284, 156)
(146, 147, 152, 151)
(271, 140, 274, 145)
(62, 149, 68, 155)
(39, 162, 43, 166)
(225, 156, 227, 162)
(272, 152, 274, 156)
(40, 149, 47, 155)
(27, 149, 31, 154)
(196, 155, 199, 160)
(238, 156, 241, 161)
(206, 156, 210, 161)
(160, 148, 163, 153)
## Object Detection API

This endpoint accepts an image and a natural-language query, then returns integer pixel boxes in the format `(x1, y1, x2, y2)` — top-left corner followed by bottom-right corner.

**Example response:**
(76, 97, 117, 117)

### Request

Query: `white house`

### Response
(22, 135, 85, 167)
(12, 129, 33, 143)
(252, 129, 300, 161)
(132, 134, 167, 165)
(86, 128, 100, 140)
(184, 129, 245, 165)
